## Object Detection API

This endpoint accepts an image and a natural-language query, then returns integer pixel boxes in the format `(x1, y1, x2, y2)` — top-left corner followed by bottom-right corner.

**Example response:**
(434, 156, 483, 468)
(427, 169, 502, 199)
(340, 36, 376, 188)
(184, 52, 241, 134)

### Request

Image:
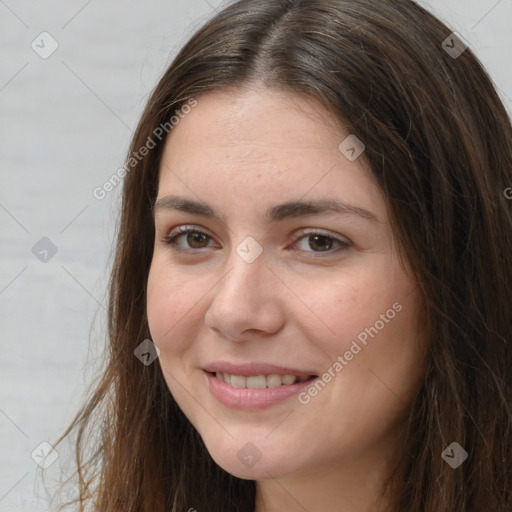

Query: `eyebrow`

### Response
(152, 195, 379, 224)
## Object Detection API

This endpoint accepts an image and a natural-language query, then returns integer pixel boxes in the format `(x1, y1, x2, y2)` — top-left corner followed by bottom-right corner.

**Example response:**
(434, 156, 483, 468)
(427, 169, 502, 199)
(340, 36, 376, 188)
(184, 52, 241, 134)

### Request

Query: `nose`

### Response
(203, 246, 286, 342)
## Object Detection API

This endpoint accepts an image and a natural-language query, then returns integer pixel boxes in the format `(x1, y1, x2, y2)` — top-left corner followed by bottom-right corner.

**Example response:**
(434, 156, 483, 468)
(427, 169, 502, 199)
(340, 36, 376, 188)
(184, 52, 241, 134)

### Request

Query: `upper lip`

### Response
(203, 361, 318, 377)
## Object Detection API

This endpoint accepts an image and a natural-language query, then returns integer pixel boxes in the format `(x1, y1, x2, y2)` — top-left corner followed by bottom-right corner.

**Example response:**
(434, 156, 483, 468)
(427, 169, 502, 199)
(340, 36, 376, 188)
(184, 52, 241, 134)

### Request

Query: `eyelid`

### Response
(290, 229, 351, 257)
(167, 224, 212, 238)
(162, 224, 351, 255)
(163, 224, 217, 249)
(292, 227, 350, 245)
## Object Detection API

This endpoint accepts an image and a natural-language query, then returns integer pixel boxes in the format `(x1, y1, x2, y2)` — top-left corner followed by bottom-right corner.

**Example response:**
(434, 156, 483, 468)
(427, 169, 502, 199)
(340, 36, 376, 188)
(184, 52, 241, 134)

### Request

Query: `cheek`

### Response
(146, 261, 208, 422)
(323, 285, 424, 414)
(146, 263, 170, 340)
(287, 268, 397, 354)
(146, 259, 200, 353)
(294, 261, 422, 376)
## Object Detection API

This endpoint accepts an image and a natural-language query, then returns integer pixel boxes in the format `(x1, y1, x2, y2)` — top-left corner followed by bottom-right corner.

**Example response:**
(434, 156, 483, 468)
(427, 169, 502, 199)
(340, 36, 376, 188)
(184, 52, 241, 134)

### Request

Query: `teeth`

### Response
(214, 372, 311, 389)
(231, 375, 246, 388)
(281, 374, 296, 385)
(266, 374, 283, 388)
(246, 375, 267, 389)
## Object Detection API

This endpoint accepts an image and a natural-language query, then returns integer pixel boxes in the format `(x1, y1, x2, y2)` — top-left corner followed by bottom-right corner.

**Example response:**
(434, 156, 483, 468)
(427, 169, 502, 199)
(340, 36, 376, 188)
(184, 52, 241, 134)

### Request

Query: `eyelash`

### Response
(160, 225, 351, 257)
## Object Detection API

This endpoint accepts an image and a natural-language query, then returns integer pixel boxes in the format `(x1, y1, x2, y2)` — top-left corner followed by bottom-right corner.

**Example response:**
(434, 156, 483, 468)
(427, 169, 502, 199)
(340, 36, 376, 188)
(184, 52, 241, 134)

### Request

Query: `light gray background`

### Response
(0, 1, 511, 510)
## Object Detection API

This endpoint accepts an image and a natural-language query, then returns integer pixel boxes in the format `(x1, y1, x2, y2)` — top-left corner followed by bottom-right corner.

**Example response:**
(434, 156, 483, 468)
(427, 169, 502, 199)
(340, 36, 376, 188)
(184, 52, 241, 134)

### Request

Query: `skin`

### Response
(146, 85, 427, 512)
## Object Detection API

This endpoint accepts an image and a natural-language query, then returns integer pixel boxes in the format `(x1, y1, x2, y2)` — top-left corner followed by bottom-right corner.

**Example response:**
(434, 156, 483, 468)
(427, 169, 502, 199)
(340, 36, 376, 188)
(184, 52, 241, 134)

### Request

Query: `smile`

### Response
(214, 371, 312, 389)
(204, 370, 318, 410)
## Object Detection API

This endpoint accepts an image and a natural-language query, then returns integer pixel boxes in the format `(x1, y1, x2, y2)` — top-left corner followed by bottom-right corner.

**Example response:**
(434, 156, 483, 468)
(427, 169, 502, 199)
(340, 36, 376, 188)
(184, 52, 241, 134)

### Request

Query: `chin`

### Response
(202, 435, 297, 481)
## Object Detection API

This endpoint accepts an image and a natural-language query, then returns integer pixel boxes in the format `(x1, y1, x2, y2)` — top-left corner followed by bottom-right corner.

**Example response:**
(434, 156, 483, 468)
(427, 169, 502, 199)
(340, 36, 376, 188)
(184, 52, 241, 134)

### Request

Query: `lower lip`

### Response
(204, 371, 315, 410)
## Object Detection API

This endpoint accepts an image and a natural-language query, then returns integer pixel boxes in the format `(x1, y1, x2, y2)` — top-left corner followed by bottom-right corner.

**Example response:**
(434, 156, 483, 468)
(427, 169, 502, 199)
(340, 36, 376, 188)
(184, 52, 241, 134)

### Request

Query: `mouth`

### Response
(207, 371, 317, 389)
(203, 369, 319, 410)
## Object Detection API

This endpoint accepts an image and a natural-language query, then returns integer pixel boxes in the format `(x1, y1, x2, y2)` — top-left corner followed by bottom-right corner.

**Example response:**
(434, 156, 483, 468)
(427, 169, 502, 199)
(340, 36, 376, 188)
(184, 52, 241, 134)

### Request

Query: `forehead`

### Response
(156, 86, 387, 224)
(164, 87, 346, 159)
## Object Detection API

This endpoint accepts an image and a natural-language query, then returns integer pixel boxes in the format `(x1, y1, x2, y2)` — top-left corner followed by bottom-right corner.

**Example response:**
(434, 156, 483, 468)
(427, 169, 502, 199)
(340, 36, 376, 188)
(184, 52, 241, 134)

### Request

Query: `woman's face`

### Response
(147, 87, 426, 481)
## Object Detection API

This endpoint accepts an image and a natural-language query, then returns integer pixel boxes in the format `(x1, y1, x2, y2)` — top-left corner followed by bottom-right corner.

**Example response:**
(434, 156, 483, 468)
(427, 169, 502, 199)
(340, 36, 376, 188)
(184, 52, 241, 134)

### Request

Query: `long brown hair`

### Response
(50, 0, 512, 510)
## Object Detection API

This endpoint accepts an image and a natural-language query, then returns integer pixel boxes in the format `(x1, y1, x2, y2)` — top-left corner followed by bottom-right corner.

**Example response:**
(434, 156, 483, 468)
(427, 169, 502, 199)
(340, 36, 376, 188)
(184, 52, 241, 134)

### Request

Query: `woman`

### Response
(51, 0, 512, 510)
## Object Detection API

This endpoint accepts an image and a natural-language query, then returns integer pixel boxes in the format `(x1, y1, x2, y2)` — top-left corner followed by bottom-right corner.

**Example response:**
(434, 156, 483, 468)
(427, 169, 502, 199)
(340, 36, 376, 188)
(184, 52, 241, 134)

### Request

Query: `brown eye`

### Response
(162, 226, 350, 257)
(292, 230, 350, 256)
(184, 232, 210, 249)
(163, 226, 215, 251)
(307, 234, 334, 252)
